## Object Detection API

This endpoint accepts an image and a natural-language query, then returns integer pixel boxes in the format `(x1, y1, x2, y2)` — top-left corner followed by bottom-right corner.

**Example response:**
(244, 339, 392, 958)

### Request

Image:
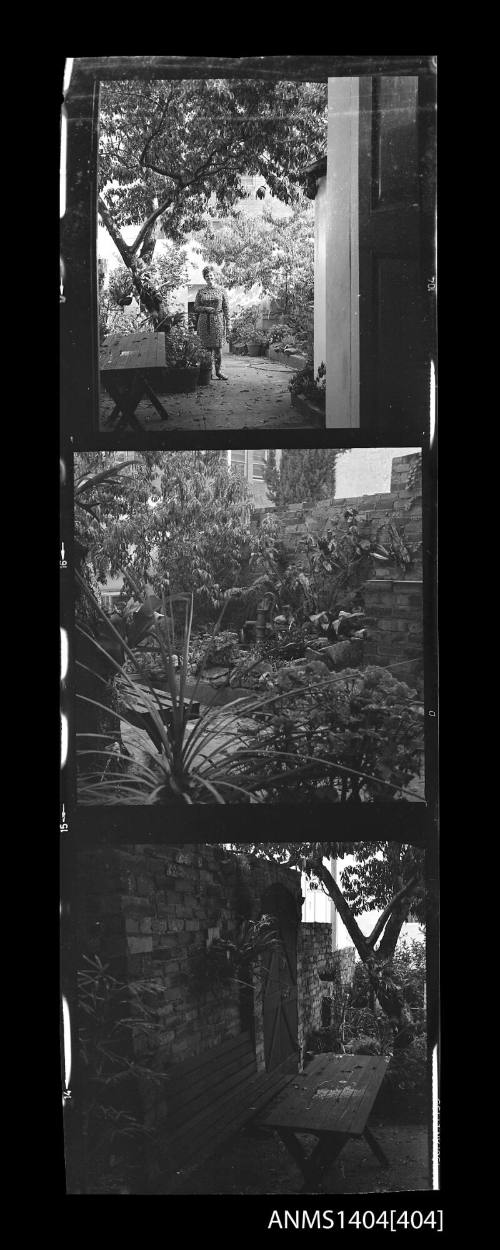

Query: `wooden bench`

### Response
(158, 1032, 296, 1192)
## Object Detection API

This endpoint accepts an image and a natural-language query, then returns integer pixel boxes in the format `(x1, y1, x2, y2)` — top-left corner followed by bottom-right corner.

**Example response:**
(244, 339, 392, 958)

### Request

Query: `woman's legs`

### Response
(214, 347, 227, 380)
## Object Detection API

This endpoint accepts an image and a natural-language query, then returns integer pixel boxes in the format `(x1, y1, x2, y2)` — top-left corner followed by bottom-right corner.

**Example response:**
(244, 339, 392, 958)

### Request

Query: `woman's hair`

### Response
(202, 265, 211, 279)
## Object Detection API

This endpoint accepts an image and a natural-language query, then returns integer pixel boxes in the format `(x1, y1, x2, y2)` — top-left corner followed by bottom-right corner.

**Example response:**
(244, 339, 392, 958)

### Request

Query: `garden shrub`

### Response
(373, 1036, 428, 1124)
(77, 956, 165, 1193)
(289, 361, 326, 411)
(258, 666, 424, 801)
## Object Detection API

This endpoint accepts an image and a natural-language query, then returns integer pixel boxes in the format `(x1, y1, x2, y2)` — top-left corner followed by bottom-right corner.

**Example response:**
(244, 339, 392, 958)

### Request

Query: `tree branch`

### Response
(305, 856, 371, 961)
(97, 197, 134, 266)
(365, 872, 421, 951)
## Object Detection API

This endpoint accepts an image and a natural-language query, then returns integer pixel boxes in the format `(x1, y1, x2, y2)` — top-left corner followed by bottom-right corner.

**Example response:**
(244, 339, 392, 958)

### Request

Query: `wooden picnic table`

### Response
(100, 331, 170, 430)
(262, 1052, 389, 1193)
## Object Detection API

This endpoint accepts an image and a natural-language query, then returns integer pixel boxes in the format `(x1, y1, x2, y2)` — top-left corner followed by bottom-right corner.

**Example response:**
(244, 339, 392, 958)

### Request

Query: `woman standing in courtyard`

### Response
(193, 266, 231, 381)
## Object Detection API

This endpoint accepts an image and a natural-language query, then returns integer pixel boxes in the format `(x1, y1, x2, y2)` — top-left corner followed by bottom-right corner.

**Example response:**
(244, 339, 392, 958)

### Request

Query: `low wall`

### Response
(299, 922, 333, 1058)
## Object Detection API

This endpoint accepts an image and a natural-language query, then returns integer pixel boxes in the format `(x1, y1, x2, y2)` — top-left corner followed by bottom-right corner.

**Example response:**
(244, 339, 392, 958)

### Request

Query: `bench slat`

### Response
(164, 1072, 295, 1187)
(164, 1032, 252, 1081)
(168, 1066, 294, 1161)
(165, 1053, 258, 1132)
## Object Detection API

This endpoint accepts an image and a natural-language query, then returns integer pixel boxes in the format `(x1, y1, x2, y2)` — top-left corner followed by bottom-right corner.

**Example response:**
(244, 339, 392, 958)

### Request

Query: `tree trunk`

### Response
(98, 199, 170, 332)
(307, 854, 421, 1045)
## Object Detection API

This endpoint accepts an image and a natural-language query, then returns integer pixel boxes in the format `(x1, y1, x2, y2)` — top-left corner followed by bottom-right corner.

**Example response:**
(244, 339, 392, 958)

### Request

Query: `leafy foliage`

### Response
(374, 1036, 428, 1123)
(237, 665, 424, 803)
(77, 955, 166, 1193)
(340, 849, 426, 922)
(225, 843, 427, 1040)
(98, 79, 326, 328)
(74, 451, 253, 617)
(188, 915, 280, 996)
(99, 79, 327, 242)
(195, 198, 315, 312)
(289, 360, 326, 410)
(264, 448, 344, 508)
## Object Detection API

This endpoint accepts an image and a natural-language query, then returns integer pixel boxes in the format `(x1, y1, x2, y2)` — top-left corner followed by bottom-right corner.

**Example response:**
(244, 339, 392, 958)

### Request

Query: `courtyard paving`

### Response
(161, 1122, 430, 1195)
(100, 354, 323, 431)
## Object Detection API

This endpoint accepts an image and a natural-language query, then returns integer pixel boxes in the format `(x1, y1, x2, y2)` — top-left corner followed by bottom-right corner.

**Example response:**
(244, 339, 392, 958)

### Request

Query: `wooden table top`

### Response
(263, 1053, 389, 1137)
(100, 332, 165, 373)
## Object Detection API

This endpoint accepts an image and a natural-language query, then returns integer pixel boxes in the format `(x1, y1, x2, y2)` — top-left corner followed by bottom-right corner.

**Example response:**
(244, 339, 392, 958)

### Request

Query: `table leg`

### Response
(363, 1125, 389, 1168)
(141, 377, 170, 421)
(102, 378, 145, 432)
(276, 1129, 348, 1194)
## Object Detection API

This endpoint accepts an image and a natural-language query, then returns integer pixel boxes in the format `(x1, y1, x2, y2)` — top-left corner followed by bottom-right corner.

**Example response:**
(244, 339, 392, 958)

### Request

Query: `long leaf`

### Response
(76, 460, 143, 494)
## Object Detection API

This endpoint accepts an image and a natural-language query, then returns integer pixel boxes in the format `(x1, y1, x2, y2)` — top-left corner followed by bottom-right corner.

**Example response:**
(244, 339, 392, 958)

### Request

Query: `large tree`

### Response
(194, 198, 315, 309)
(74, 450, 254, 618)
(228, 841, 426, 1044)
(264, 449, 345, 506)
(98, 79, 327, 327)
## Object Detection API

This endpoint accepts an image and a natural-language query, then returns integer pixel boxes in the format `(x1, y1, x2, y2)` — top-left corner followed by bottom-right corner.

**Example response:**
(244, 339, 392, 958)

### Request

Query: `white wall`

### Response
(335, 448, 421, 498)
(325, 77, 360, 427)
(314, 176, 327, 376)
(301, 857, 425, 955)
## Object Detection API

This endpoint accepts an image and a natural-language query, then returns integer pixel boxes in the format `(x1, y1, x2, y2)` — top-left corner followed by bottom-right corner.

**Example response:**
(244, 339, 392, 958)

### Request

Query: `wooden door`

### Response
(262, 889, 298, 1072)
(358, 74, 435, 435)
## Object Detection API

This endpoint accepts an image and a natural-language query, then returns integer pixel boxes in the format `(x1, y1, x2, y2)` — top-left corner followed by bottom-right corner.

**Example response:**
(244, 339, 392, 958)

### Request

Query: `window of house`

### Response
(252, 450, 267, 479)
(100, 591, 121, 613)
(229, 450, 245, 478)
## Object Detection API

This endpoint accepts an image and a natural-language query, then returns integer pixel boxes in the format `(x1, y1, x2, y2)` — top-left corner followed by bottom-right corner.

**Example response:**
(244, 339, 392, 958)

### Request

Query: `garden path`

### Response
(160, 1122, 430, 1195)
(100, 355, 323, 431)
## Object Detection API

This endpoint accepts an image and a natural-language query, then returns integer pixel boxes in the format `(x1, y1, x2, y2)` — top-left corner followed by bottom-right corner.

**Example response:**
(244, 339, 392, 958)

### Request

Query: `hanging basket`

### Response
(317, 960, 338, 982)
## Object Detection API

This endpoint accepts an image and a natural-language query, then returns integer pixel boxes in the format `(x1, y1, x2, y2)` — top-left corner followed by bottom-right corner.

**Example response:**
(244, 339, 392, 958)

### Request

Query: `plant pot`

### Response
(290, 392, 325, 421)
(198, 363, 213, 386)
(159, 366, 200, 394)
(246, 340, 264, 357)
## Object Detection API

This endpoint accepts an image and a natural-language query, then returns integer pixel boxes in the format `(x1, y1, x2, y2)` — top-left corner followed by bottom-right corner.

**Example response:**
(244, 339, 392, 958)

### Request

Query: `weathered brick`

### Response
(127, 935, 153, 955)
(125, 917, 140, 934)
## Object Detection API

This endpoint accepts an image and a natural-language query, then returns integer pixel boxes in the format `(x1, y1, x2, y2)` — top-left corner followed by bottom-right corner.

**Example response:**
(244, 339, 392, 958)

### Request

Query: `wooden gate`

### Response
(358, 73, 435, 435)
(261, 886, 299, 1073)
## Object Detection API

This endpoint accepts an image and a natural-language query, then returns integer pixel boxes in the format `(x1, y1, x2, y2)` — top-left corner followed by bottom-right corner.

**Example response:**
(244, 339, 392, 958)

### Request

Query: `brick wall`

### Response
(329, 947, 356, 1033)
(76, 845, 305, 1124)
(363, 578, 424, 680)
(298, 923, 333, 1059)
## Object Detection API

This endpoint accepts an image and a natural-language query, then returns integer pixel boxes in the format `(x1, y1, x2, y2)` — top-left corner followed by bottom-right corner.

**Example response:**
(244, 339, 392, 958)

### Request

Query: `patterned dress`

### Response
(194, 285, 230, 365)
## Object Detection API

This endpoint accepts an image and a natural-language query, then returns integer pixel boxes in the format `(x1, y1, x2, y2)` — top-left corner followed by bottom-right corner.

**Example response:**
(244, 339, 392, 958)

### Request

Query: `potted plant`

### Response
(246, 329, 270, 358)
(289, 360, 326, 416)
(229, 304, 269, 356)
(197, 347, 213, 386)
(161, 325, 201, 393)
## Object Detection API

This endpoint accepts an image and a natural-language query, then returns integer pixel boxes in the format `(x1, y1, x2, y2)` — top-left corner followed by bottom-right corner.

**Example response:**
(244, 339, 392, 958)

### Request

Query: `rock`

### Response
(323, 639, 364, 670)
(229, 658, 274, 689)
(203, 667, 231, 687)
(344, 1035, 381, 1056)
(279, 641, 304, 660)
(305, 647, 329, 664)
(274, 665, 307, 692)
(304, 659, 331, 679)
(202, 631, 240, 667)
